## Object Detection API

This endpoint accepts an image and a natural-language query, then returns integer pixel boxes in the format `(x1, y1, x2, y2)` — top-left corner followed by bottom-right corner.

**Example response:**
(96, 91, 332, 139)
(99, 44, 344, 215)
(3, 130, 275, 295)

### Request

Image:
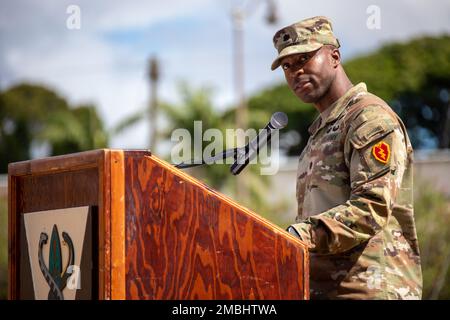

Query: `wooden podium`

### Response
(8, 149, 308, 300)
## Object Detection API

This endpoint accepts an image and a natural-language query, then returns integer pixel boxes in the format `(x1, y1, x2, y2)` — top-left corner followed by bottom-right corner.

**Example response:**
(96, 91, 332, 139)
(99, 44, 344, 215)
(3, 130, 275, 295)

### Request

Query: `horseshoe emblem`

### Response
(38, 224, 75, 300)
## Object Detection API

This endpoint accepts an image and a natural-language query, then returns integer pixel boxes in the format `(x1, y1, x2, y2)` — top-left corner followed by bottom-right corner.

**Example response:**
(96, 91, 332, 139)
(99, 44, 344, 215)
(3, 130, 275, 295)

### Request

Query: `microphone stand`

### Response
(174, 147, 240, 169)
(173, 111, 287, 173)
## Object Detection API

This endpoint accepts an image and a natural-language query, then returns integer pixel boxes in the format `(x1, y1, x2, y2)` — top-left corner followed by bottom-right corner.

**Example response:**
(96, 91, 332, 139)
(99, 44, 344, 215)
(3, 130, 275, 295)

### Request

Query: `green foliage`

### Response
(392, 74, 449, 149)
(345, 35, 450, 149)
(0, 83, 109, 172)
(0, 84, 68, 172)
(345, 35, 450, 101)
(414, 180, 450, 300)
(39, 105, 109, 155)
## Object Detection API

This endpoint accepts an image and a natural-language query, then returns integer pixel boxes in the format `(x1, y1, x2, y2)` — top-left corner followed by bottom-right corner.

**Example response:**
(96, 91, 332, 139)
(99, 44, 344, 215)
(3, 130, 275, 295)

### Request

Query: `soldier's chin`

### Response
(297, 91, 318, 104)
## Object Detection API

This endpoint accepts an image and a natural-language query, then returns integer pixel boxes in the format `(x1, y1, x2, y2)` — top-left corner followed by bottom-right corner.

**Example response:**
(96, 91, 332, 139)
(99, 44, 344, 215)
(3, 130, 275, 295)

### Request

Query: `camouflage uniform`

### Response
(290, 83, 422, 299)
(271, 17, 423, 299)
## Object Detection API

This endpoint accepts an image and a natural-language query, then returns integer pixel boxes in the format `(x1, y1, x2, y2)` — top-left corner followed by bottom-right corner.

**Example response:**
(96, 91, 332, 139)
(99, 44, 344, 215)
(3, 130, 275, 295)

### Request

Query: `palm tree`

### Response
(0, 84, 109, 172)
(39, 105, 109, 155)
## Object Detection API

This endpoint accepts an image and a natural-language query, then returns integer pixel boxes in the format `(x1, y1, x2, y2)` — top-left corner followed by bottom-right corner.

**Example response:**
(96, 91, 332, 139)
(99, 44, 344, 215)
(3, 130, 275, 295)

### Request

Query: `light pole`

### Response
(148, 56, 160, 152)
(231, 0, 278, 201)
(232, 8, 246, 141)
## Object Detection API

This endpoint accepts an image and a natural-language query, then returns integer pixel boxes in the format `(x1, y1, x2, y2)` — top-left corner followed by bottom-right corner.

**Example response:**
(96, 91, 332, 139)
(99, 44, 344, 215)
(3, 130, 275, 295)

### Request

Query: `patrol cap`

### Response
(271, 16, 340, 70)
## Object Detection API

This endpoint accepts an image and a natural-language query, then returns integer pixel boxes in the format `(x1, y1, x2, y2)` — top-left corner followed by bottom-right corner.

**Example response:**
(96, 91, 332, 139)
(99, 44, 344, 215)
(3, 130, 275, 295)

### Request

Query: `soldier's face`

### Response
(280, 46, 337, 104)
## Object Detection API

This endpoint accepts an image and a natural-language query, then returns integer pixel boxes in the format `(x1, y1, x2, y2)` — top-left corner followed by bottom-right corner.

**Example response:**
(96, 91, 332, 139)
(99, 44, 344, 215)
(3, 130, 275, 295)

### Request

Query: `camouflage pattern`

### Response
(271, 16, 340, 70)
(289, 83, 423, 299)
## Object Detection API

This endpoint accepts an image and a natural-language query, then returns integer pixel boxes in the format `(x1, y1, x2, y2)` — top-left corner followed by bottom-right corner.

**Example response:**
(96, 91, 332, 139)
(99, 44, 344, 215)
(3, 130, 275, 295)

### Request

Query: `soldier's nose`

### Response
(294, 67, 305, 77)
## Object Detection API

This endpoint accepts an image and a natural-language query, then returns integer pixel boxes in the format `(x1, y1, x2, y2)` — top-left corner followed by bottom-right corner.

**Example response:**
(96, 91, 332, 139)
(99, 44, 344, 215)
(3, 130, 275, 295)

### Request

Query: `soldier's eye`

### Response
(299, 55, 308, 63)
(282, 63, 290, 70)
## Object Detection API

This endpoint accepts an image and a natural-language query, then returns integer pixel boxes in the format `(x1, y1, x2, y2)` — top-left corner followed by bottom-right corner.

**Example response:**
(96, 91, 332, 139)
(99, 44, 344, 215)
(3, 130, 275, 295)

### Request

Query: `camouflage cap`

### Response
(271, 16, 340, 70)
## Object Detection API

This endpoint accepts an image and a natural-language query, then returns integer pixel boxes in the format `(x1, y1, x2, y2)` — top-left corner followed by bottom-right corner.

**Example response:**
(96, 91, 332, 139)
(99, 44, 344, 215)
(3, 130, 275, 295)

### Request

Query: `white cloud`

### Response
(92, 0, 211, 30)
(279, 0, 450, 56)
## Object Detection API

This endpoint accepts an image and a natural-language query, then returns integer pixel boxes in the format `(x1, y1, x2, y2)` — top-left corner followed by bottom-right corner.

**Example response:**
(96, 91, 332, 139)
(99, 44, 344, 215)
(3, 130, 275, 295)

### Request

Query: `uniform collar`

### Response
(308, 82, 368, 136)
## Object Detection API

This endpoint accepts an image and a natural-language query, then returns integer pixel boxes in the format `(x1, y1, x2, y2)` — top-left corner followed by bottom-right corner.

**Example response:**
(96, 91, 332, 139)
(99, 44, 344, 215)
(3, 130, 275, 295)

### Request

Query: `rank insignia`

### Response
(372, 141, 390, 164)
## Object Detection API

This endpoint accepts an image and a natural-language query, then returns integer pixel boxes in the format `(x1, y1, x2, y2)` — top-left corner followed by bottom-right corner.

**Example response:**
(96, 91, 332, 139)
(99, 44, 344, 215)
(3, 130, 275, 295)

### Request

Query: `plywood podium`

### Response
(8, 149, 309, 300)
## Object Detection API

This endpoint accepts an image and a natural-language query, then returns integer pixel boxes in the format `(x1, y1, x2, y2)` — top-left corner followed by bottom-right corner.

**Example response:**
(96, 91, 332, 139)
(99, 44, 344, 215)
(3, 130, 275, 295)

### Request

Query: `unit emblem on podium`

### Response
(23, 206, 90, 300)
(38, 224, 75, 300)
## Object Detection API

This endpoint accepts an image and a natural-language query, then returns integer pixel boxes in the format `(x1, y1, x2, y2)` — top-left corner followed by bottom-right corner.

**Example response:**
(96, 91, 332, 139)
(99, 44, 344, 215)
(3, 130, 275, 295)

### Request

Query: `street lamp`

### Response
(230, 0, 278, 201)
(148, 56, 160, 152)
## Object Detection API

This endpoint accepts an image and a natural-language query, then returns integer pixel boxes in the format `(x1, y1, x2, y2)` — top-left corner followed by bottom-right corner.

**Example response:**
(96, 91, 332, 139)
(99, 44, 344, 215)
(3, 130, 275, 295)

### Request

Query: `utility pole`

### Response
(232, 8, 247, 140)
(230, 0, 278, 202)
(148, 56, 160, 152)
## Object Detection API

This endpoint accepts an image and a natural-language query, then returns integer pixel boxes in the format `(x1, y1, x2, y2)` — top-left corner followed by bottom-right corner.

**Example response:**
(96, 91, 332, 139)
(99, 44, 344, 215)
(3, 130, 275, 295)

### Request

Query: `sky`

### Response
(1, 0, 449, 152)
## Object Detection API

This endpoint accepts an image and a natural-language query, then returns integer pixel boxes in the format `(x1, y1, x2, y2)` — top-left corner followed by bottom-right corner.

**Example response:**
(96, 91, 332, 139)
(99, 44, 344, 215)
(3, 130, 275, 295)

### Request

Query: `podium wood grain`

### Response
(124, 152, 308, 299)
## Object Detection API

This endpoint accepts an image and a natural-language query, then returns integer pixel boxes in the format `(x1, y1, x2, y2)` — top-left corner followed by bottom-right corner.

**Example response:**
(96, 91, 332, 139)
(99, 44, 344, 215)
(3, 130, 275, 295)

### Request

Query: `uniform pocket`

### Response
(349, 123, 394, 150)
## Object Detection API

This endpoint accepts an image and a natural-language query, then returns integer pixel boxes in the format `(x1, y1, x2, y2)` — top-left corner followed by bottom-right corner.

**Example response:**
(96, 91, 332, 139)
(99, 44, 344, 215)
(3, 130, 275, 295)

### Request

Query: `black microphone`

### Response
(230, 112, 288, 175)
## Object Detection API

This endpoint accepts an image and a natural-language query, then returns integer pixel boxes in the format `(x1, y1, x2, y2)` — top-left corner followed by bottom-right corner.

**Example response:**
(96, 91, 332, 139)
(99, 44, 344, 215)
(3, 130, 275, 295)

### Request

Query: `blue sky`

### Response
(1, 0, 449, 153)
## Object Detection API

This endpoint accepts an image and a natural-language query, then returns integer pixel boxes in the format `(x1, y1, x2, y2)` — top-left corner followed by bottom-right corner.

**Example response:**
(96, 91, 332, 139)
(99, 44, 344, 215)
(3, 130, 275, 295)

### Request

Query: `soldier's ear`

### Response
(329, 46, 341, 68)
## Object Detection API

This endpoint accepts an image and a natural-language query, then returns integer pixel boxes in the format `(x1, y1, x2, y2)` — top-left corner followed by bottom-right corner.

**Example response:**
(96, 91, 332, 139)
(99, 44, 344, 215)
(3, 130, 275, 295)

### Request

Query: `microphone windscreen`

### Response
(270, 112, 288, 129)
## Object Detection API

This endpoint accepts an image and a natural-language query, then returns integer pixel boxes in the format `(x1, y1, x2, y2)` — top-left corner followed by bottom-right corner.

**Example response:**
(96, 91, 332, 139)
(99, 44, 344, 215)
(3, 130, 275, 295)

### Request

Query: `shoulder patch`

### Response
(372, 141, 390, 163)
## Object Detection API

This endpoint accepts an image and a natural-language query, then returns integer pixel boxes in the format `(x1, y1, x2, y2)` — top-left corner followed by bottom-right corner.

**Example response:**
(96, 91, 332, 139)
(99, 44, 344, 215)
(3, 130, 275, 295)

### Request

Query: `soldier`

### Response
(271, 16, 423, 299)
